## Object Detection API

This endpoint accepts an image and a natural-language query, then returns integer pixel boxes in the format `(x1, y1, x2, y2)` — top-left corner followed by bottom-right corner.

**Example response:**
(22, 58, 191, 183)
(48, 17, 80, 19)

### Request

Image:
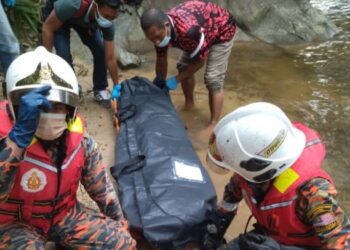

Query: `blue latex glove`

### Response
(9, 85, 52, 148)
(111, 83, 122, 100)
(4, 0, 16, 7)
(166, 76, 178, 90)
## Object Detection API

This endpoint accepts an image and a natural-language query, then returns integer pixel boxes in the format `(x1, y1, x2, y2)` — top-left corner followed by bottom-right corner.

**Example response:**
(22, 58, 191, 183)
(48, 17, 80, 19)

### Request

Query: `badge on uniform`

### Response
(21, 168, 47, 193)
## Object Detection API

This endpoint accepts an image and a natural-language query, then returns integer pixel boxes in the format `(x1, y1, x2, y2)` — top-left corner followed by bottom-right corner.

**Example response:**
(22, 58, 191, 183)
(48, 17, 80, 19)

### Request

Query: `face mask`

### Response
(35, 113, 68, 141)
(157, 27, 171, 47)
(94, 2, 113, 28)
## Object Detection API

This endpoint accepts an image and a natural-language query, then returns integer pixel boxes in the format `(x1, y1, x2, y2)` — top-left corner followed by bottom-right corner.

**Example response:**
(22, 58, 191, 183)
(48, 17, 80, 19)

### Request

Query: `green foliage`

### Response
(4, 0, 43, 48)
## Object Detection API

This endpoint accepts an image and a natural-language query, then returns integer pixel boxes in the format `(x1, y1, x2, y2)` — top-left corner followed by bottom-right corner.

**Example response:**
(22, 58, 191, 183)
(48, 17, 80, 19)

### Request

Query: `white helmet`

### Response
(207, 102, 306, 183)
(6, 46, 79, 120)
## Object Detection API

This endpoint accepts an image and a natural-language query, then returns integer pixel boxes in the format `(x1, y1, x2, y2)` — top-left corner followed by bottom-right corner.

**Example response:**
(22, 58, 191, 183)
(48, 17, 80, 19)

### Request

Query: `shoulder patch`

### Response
(273, 168, 299, 193)
(313, 212, 340, 233)
(306, 204, 332, 220)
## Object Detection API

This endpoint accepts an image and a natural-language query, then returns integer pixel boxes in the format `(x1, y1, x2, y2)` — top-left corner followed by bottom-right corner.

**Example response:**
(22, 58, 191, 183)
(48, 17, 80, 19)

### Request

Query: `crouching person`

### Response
(0, 46, 136, 249)
(203, 102, 350, 250)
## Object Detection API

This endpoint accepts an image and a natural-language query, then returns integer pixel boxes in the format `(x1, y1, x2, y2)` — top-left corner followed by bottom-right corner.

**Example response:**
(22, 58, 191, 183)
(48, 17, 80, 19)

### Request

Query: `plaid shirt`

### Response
(156, 0, 236, 60)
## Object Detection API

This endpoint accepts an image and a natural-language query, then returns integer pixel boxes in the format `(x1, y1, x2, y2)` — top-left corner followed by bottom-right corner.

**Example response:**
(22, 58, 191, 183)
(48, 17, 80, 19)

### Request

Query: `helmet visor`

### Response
(9, 86, 79, 109)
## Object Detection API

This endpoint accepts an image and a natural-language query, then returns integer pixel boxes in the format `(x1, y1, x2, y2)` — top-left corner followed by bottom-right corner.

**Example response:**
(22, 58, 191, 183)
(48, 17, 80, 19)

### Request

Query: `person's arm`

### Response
(80, 133, 124, 221)
(174, 26, 207, 82)
(0, 138, 23, 202)
(212, 173, 243, 234)
(202, 174, 243, 250)
(42, 10, 63, 51)
(175, 57, 205, 83)
(297, 178, 350, 249)
(219, 173, 244, 214)
(155, 49, 168, 80)
(104, 40, 119, 85)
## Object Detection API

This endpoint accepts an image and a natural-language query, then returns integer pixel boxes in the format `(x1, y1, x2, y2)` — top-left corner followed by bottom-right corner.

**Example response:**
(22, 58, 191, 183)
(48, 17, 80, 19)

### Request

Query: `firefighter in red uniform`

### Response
(0, 46, 136, 249)
(203, 102, 350, 250)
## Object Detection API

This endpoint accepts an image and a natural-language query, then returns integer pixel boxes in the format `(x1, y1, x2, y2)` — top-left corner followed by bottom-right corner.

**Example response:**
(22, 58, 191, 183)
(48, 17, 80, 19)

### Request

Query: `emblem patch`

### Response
(21, 168, 47, 193)
(313, 212, 339, 233)
(39, 64, 53, 81)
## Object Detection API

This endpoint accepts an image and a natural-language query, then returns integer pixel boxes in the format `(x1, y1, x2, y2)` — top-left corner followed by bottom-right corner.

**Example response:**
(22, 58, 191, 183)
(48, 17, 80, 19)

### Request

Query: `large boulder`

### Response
(113, 5, 145, 68)
(114, 0, 339, 67)
(226, 0, 339, 44)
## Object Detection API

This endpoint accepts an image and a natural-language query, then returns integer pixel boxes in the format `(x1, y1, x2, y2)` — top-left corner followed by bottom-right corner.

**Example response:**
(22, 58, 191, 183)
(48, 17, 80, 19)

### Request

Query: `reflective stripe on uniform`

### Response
(23, 143, 82, 173)
(259, 195, 298, 211)
(219, 200, 239, 212)
(305, 139, 322, 148)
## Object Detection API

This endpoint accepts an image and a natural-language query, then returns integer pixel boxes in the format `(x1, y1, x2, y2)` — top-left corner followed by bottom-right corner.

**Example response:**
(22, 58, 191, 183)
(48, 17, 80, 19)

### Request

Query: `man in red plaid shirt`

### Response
(141, 0, 236, 133)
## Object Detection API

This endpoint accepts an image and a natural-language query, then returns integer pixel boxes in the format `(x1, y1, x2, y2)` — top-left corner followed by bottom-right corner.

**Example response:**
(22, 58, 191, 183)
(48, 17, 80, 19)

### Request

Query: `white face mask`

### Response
(157, 26, 171, 47)
(94, 1, 113, 28)
(35, 113, 68, 141)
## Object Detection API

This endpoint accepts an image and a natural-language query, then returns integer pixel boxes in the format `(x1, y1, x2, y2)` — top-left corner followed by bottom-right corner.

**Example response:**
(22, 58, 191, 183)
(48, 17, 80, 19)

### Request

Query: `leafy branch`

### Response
(4, 0, 43, 48)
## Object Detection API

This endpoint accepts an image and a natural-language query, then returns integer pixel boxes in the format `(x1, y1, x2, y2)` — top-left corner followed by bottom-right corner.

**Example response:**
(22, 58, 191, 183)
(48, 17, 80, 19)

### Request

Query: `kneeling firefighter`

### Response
(0, 46, 136, 249)
(203, 102, 350, 250)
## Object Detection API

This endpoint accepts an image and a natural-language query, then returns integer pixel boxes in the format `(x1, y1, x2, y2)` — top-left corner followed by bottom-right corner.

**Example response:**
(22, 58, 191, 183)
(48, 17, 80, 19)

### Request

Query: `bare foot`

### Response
(193, 123, 216, 148)
(199, 123, 215, 138)
(179, 102, 194, 111)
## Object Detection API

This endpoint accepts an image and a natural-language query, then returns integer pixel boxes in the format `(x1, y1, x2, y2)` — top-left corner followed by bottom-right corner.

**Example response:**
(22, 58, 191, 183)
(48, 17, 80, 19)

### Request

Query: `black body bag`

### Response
(110, 77, 217, 249)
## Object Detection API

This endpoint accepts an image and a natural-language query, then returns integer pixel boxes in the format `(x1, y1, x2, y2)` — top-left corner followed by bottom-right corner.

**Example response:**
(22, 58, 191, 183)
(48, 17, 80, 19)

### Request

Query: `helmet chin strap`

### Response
(248, 180, 272, 204)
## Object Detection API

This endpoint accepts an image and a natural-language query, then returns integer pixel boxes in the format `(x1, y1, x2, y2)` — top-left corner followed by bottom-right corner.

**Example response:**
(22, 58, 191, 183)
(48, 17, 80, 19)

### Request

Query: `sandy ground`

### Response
(71, 46, 253, 250)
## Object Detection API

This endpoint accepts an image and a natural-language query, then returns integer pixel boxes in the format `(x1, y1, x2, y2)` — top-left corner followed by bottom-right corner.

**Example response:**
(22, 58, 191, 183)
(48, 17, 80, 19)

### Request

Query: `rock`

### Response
(226, 0, 339, 44)
(113, 5, 147, 68)
(114, 0, 339, 60)
(70, 0, 338, 68)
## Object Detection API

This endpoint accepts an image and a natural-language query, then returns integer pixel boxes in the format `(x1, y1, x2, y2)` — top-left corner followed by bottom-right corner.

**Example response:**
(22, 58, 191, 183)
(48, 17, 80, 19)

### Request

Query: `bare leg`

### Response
(208, 89, 224, 127)
(196, 89, 224, 141)
(181, 75, 195, 110)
